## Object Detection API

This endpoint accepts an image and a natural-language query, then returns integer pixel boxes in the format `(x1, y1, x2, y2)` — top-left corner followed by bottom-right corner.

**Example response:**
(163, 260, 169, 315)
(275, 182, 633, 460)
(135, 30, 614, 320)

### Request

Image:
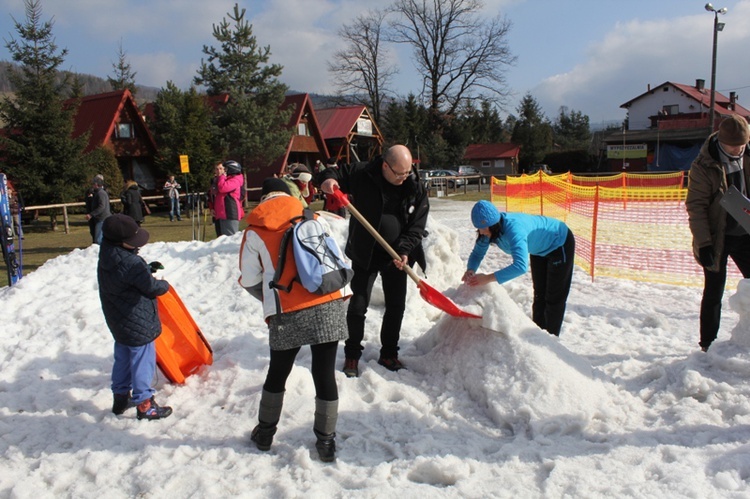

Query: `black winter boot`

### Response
(314, 429, 336, 463)
(112, 392, 132, 415)
(251, 390, 284, 451)
(250, 423, 278, 451)
(313, 398, 339, 462)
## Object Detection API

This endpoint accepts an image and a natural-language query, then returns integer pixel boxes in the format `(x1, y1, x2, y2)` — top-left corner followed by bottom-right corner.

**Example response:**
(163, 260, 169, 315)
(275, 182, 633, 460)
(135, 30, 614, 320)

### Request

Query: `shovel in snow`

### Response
(328, 188, 481, 319)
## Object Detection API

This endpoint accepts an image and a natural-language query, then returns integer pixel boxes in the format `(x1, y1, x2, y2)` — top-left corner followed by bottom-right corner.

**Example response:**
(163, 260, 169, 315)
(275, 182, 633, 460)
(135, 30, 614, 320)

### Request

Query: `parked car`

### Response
(424, 169, 465, 188)
(457, 165, 486, 184)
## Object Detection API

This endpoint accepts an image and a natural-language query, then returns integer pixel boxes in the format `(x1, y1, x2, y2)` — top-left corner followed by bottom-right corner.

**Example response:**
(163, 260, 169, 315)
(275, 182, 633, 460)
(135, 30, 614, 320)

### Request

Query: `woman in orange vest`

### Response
(238, 178, 347, 462)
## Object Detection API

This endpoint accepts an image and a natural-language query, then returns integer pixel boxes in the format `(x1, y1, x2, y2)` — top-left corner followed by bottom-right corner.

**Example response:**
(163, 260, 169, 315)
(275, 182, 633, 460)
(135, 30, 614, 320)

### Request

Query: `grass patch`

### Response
(1, 194, 487, 283)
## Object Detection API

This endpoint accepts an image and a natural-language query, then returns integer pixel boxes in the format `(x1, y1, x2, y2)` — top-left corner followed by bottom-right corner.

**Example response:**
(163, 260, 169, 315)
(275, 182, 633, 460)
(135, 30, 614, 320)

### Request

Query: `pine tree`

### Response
(511, 93, 553, 169)
(108, 40, 137, 95)
(553, 106, 591, 151)
(0, 0, 88, 209)
(194, 3, 291, 169)
(151, 82, 216, 190)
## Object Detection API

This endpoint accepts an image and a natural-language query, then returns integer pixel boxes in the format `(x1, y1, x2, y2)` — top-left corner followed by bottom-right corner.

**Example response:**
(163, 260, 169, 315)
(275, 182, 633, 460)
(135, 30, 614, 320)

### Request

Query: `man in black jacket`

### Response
(319, 145, 429, 376)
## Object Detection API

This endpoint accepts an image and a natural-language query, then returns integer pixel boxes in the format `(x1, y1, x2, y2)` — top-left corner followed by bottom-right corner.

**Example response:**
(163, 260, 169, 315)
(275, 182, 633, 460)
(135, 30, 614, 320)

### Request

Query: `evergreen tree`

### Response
(108, 40, 137, 95)
(553, 106, 591, 151)
(511, 93, 553, 170)
(194, 3, 291, 169)
(151, 82, 216, 190)
(458, 99, 505, 144)
(0, 0, 88, 208)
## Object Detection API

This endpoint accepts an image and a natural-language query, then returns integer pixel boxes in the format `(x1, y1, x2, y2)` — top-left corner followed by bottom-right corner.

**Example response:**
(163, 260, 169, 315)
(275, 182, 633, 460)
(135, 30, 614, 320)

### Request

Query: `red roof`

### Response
(621, 81, 750, 118)
(463, 143, 520, 160)
(317, 106, 370, 139)
(69, 89, 156, 154)
(245, 93, 329, 187)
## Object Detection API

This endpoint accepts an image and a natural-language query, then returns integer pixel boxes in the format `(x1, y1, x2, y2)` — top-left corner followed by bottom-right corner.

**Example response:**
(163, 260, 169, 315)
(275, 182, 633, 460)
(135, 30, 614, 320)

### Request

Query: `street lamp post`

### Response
(705, 3, 727, 132)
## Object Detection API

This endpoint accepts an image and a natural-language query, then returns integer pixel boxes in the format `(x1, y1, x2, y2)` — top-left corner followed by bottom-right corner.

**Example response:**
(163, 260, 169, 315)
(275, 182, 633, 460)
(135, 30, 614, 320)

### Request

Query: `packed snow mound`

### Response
(415, 283, 632, 437)
(731, 279, 750, 347)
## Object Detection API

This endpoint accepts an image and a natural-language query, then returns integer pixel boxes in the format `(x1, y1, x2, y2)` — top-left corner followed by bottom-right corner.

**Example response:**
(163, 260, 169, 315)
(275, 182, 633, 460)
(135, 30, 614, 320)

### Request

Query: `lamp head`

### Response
(719, 7, 727, 14)
(705, 3, 714, 12)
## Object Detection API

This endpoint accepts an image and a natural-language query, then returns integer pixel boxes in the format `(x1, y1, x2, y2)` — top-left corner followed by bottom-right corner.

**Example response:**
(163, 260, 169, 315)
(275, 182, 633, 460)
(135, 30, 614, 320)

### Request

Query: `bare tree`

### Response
(328, 9, 397, 123)
(389, 0, 515, 120)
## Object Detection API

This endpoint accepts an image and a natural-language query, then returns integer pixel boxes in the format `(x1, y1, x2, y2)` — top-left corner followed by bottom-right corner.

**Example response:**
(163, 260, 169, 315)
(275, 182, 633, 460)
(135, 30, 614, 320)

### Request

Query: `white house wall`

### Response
(626, 85, 708, 130)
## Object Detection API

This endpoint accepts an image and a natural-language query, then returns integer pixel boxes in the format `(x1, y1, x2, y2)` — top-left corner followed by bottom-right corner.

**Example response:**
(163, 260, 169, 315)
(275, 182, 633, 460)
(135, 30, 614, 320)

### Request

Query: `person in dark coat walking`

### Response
(98, 214, 172, 420)
(85, 175, 111, 244)
(120, 180, 145, 225)
(318, 145, 429, 377)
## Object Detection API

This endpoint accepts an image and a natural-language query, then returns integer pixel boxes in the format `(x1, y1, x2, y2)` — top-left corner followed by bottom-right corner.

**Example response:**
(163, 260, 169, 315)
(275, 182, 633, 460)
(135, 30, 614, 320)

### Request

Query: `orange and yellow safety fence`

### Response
(490, 171, 741, 287)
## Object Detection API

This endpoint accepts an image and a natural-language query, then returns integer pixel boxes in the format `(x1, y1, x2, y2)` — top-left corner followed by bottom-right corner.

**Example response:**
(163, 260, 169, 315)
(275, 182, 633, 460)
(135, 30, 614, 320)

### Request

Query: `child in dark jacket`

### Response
(98, 214, 173, 420)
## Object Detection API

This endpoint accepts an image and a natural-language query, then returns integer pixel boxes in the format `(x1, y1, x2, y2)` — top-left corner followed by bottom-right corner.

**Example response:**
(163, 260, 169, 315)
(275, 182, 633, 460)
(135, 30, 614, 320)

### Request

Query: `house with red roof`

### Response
(71, 89, 158, 189)
(462, 143, 520, 177)
(603, 79, 750, 171)
(244, 93, 329, 191)
(316, 105, 384, 164)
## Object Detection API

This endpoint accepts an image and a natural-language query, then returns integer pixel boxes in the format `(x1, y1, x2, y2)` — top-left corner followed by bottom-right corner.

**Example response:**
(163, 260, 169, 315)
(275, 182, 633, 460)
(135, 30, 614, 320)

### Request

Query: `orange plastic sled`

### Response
(155, 285, 213, 384)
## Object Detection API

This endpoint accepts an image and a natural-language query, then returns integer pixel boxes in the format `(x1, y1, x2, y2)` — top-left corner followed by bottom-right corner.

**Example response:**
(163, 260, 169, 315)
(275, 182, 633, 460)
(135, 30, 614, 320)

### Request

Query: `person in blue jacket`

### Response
(462, 200, 575, 336)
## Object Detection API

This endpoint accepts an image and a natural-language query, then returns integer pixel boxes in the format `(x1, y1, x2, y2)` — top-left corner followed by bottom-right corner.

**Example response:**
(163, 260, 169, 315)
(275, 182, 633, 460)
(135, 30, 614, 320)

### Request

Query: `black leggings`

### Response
(263, 341, 339, 401)
(529, 228, 575, 336)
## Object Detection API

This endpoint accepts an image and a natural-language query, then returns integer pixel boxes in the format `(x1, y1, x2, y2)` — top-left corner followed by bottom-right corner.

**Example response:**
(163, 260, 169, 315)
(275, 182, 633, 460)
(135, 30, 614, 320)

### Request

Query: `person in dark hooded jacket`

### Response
(85, 174, 111, 244)
(318, 145, 429, 377)
(120, 180, 145, 225)
(98, 214, 172, 420)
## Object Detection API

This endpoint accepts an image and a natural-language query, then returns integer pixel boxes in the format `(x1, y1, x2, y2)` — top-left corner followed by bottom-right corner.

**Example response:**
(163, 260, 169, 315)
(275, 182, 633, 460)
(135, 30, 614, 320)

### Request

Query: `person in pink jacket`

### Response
(212, 160, 245, 236)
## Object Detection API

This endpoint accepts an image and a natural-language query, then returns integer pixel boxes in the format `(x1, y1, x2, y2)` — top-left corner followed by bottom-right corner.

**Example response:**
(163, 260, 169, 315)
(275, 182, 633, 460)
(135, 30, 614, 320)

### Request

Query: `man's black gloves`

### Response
(699, 246, 714, 268)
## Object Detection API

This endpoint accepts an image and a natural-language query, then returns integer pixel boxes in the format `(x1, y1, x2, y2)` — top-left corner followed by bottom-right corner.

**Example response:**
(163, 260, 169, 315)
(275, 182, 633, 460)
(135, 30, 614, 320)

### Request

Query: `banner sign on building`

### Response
(607, 144, 648, 159)
(356, 118, 373, 136)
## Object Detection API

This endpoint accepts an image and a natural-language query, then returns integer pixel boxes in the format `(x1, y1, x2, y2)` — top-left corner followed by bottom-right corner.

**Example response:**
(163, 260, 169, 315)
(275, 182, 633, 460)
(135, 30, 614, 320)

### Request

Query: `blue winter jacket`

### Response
(467, 212, 570, 284)
(97, 241, 169, 346)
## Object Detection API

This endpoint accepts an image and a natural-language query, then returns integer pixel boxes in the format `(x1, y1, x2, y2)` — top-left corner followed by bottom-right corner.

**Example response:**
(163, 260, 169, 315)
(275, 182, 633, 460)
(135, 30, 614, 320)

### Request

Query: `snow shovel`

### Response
(328, 188, 481, 319)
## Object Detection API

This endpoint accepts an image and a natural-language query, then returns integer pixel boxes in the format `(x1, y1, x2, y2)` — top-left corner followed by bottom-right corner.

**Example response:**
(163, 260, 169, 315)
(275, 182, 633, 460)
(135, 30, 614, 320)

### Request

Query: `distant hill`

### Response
(0, 60, 367, 114)
(0, 60, 160, 105)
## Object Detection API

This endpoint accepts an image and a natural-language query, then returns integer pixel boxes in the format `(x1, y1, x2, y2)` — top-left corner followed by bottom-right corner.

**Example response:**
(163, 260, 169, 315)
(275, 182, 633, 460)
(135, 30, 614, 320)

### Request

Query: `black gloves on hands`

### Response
(698, 246, 714, 268)
(149, 261, 164, 274)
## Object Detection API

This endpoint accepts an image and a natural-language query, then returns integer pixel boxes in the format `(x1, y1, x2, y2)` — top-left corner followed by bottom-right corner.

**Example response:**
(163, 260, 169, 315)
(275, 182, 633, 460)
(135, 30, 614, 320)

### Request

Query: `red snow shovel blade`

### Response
(418, 280, 482, 319)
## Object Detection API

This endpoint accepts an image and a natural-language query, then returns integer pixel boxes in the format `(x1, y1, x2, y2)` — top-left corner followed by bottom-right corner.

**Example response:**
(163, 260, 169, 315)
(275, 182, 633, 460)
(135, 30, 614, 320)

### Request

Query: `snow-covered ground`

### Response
(3, 198, 750, 498)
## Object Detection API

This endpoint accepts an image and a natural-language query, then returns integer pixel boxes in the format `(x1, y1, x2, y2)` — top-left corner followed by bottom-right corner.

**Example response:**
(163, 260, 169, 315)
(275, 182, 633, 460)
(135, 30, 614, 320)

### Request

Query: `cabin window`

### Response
(662, 105, 678, 115)
(116, 123, 134, 139)
(482, 161, 491, 168)
(297, 123, 308, 136)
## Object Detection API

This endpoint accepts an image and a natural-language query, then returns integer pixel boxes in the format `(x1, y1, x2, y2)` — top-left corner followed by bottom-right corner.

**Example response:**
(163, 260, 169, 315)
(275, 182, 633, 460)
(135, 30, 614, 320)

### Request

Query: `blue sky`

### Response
(1, 0, 749, 126)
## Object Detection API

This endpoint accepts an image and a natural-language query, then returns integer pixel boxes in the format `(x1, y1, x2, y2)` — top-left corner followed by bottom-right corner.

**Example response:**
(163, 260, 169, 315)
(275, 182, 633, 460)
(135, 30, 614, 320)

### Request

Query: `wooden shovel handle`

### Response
(332, 189, 421, 285)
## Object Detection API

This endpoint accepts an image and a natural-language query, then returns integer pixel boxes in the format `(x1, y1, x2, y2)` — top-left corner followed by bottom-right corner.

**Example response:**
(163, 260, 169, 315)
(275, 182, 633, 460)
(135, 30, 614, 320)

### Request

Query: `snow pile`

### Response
(3, 199, 750, 496)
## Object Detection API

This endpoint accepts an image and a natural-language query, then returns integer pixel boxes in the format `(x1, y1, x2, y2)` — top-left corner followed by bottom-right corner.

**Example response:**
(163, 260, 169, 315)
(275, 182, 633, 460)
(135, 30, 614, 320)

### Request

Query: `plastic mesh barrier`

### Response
(490, 171, 742, 287)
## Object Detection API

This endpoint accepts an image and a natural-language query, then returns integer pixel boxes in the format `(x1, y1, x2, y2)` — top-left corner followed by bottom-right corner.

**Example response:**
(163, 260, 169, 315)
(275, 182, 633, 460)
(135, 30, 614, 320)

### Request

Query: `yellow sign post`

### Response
(179, 155, 190, 173)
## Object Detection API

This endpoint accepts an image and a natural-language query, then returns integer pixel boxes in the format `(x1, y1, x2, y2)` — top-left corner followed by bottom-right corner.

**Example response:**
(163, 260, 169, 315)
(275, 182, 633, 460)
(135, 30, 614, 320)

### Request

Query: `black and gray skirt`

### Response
(267, 299, 347, 351)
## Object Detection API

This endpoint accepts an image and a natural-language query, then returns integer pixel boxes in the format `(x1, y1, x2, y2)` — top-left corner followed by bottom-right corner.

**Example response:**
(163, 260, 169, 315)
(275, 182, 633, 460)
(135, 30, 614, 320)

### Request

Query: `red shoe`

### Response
(136, 397, 173, 420)
(378, 356, 405, 372)
(343, 358, 359, 378)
